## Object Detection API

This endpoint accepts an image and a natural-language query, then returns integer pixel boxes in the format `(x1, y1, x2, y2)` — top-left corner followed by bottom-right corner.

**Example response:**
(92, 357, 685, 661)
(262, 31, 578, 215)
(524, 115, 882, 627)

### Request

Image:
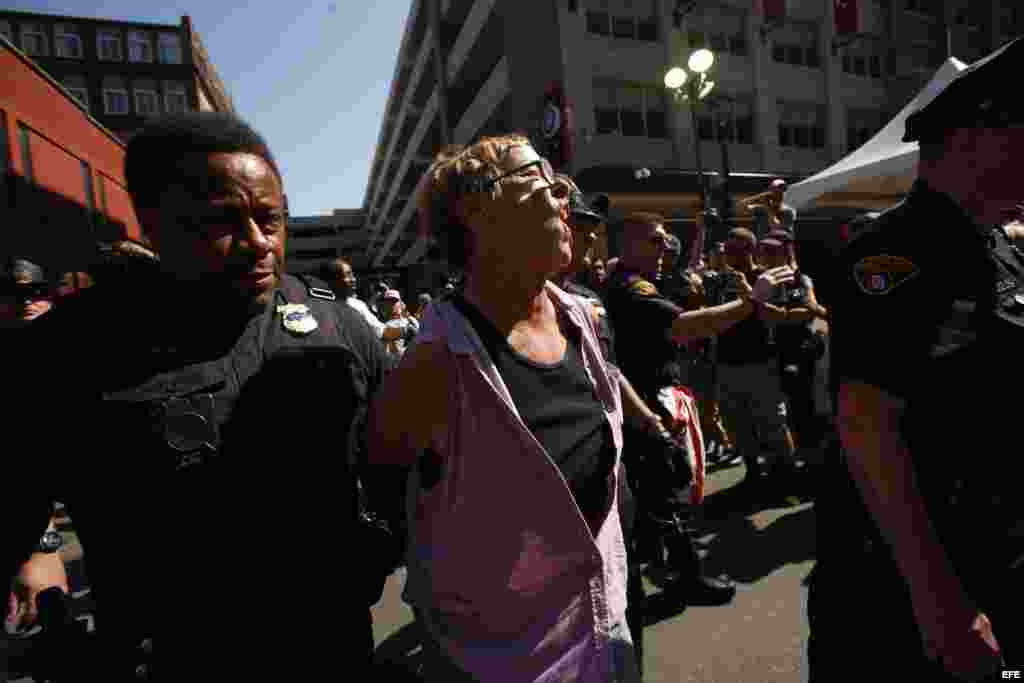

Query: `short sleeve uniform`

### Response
(605, 271, 683, 400)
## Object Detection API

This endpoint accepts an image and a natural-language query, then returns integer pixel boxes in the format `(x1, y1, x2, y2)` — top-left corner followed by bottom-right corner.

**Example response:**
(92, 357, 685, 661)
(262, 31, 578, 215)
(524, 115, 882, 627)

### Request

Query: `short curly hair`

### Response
(414, 133, 533, 268)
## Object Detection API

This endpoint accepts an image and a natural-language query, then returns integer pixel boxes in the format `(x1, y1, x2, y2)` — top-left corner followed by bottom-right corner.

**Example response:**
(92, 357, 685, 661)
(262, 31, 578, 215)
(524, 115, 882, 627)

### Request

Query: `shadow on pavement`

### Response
(696, 505, 816, 585)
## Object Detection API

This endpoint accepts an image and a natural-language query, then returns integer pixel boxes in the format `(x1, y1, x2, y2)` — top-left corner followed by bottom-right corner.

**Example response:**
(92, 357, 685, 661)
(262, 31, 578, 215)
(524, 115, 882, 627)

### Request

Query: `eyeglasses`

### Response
(483, 158, 556, 191)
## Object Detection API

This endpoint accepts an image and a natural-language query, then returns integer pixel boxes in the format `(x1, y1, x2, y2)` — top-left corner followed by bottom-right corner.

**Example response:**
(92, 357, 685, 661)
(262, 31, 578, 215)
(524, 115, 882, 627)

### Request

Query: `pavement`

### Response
(3, 453, 821, 682)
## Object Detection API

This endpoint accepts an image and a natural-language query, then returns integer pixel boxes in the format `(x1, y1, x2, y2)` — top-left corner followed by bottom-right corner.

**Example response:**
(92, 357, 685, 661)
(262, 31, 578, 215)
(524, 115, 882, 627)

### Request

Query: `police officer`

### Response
(6, 112, 393, 680)
(812, 37, 1024, 682)
(605, 211, 794, 603)
(0, 258, 56, 329)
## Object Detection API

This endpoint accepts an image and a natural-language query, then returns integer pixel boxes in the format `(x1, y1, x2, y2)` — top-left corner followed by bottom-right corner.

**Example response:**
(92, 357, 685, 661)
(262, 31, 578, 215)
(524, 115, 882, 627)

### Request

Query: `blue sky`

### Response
(8, 0, 410, 216)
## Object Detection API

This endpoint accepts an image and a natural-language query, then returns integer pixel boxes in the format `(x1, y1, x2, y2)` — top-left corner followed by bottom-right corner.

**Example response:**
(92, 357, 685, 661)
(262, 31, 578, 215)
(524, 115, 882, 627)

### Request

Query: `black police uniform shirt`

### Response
(829, 180, 1023, 576)
(562, 279, 617, 366)
(605, 269, 685, 399)
(8, 273, 389, 673)
(715, 267, 774, 365)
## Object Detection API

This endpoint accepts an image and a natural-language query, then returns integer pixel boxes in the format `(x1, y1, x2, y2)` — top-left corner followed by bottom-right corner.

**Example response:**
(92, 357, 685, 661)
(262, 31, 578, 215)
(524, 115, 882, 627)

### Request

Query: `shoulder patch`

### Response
(852, 254, 920, 295)
(628, 278, 658, 296)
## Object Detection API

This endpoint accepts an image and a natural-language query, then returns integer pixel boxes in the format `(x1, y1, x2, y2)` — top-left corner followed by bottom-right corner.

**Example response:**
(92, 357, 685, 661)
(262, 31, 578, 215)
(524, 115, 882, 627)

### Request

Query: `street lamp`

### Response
(664, 48, 716, 212)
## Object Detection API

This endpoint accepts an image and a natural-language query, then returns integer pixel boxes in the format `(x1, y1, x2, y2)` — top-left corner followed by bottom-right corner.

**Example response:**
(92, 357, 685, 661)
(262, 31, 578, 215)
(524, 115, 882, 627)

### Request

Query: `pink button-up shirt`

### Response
(402, 282, 633, 682)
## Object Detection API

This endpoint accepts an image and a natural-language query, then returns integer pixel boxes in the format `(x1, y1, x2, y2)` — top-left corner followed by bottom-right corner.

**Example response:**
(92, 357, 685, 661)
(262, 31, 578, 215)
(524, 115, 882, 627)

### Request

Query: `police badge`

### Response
(277, 303, 318, 336)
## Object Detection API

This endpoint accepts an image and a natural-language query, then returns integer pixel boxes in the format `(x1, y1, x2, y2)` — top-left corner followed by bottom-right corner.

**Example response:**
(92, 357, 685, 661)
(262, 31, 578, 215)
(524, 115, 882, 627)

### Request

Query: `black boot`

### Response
(663, 513, 736, 606)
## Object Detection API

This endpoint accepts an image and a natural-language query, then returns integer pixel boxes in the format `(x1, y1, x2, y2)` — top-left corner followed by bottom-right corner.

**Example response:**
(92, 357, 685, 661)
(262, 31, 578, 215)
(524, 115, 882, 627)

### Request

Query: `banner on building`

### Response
(541, 83, 576, 171)
(753, 0, 786, 23)
(834, 0, 861, 36)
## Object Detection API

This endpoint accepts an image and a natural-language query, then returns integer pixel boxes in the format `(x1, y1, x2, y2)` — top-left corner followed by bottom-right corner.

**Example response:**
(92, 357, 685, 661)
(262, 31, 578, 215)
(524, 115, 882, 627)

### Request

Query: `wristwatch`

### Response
(37, 530, 64, 554)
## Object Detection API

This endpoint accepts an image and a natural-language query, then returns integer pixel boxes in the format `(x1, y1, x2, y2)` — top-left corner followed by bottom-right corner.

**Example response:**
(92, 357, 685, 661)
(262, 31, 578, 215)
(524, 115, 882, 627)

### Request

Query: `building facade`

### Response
(286, 209, 367, 275)
(362, 0, 1022, 273)
(0, 10, 233, 142)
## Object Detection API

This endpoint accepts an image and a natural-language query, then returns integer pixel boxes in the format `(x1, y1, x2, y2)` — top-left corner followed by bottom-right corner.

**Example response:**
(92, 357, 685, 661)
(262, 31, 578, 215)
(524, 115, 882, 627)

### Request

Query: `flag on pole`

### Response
(834, 0, 861, 36)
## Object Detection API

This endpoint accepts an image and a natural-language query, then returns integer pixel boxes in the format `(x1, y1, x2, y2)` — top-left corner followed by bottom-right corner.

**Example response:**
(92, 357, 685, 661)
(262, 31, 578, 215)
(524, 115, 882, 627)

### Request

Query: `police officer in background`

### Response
(811, 37, 1024, 682)
(5, 112, 393, 680)
(0, 258, 56, 329)
(606, 211, 795, 604)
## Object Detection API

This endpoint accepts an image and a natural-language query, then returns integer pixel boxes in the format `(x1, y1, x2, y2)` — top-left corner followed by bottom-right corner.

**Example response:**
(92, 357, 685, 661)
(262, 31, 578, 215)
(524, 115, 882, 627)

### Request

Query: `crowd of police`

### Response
(3, 34, 1023, 683)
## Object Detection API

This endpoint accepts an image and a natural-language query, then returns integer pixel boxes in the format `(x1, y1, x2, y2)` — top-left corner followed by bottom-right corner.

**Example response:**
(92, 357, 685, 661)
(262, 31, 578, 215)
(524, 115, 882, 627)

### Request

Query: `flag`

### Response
(753, 0, 786, 23)
(834, 0, 861, 36)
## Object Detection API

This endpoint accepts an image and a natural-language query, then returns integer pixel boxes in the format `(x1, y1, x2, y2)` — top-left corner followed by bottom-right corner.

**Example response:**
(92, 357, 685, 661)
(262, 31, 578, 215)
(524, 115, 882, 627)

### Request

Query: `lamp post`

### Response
(664, 48, 716, 213)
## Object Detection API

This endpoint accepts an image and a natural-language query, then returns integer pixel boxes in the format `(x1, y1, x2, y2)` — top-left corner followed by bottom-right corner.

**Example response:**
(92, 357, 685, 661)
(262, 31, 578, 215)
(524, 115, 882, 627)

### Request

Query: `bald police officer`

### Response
(811, 37, 1024, 682)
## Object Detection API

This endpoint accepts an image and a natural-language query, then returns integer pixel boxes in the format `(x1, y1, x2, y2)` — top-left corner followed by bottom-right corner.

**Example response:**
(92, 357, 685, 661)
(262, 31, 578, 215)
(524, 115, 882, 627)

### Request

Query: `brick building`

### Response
(0, 10, 233, 142)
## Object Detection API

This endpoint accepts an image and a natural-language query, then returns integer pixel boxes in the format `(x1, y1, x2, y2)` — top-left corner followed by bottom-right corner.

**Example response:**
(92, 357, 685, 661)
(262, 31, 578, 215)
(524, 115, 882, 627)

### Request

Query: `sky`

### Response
(7, 0, 411, 216)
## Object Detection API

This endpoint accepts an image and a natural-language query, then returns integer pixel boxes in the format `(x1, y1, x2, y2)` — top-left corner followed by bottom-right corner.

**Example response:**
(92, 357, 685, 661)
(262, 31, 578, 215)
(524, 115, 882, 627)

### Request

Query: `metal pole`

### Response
(689, 84, 706, 211)
(718, 100, 733, 229)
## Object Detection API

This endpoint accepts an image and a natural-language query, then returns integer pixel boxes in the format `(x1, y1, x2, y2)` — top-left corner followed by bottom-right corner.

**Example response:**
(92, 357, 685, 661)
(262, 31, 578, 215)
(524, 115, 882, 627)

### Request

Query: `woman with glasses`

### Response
(368, 135, 639, 681)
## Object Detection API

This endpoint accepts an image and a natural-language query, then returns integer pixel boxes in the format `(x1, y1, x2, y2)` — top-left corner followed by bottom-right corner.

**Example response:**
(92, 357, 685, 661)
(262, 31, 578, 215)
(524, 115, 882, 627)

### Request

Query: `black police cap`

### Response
(904, 36, 1024, 143)
(569, 191, 609, 223)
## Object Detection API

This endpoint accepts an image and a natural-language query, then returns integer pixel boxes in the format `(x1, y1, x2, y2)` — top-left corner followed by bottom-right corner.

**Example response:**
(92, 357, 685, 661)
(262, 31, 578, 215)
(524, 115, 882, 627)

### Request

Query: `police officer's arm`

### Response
(615, 366, 666, 435)
(367, 340, 451, 466)
(834, 245, 980, 642)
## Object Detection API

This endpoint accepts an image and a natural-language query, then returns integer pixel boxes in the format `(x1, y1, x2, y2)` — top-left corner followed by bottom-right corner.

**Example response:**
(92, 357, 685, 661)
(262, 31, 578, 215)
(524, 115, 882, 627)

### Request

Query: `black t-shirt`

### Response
(715, 266, 773, 365)
(825, 181, 1023, 565)
(452, 294, 615, 532)
(604, 270, 684, 398)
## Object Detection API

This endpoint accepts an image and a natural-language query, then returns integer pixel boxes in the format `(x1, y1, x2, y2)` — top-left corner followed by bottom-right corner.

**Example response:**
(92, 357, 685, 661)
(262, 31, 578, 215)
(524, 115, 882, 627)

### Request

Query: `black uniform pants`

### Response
(808, 552, 1022, 682)
(778, 355, 820, 451)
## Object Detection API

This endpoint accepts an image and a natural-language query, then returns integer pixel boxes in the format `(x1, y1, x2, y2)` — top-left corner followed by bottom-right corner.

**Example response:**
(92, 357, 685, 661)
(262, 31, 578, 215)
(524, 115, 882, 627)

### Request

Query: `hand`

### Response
(724, 267, 753, 300)
(9, 552, 68, 631)
(642, 412, 671, 439)
(918, 608, 1003, 682)
(751, 266, 795, 303)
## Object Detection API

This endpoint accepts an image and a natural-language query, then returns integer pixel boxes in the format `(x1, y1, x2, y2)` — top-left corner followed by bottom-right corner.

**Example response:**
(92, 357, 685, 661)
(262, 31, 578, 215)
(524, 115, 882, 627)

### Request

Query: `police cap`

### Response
(904, 37, 1024, 143)
(3, 259, 46, 285)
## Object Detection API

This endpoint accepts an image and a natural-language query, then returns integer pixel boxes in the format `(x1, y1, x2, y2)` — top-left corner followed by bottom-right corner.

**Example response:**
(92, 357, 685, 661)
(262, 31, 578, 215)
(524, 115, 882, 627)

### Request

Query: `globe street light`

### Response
(665, 49, 717, 214)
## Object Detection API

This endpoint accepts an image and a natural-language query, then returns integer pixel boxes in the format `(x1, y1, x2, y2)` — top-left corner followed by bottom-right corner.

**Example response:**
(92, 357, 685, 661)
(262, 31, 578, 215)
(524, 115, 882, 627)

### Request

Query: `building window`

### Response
(103, 78, 130, 115)
(771, 22, 820, 69)
(127, 31, 154, 62)
(687, 6, 747, 58)
(18, 123, 34, 182)
(0, 21, 12, 43)
(906, 42, 937, 71)
(847, 109, 885, 153)
(159, 33, 183, 64)
(81, 160, 95, 212)
(97, 29, 123, 61)
(998, 3, 1023, 37)
(163, 82, 189, 113)
(778, 102, 826, 150)
(842, 39, 884, 78)
(20, 22, 48, 56)
(54, 24, 83, 59)
(904, 0, 940, 17)
(593, 81, 668, 139)
(133, 86, 160, 116)
(60, 75, 90, 111)
(697, 97, 755, 144)
(586, 0, 658, 42)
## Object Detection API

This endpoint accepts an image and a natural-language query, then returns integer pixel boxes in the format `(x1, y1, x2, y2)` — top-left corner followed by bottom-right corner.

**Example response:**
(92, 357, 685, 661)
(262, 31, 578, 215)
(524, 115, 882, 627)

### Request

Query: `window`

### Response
(97, 29, 123, 61)
(592, 81, 669, 139)
(771, 22, 819, 69)
(163, 82, 189, 114)
(847, 109, 885, 153)
(158, 33, 182, 64)
(842, 39, 884, 79)
(586, 0, 658, 42)
(998, 3, 1022, 37)
(103, 77, 130, 115)
(20, 22, 47, 56)
(778, 101, 826, 150)
(907, 42, 936, 71)
(687, 8, 747, 57)
(0, 111, 8, 202)
(697, 97, 755, 144)
(81, 160, 95, 214)
(133, 81, 160, 116)
(127, 31, 154, 62)
(0, 21, 11, 43)
(54, 24, 83, 58)
(18, 123, 34, 182)
(904, 0, 940, 17)
(60, 75, 89, 111)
